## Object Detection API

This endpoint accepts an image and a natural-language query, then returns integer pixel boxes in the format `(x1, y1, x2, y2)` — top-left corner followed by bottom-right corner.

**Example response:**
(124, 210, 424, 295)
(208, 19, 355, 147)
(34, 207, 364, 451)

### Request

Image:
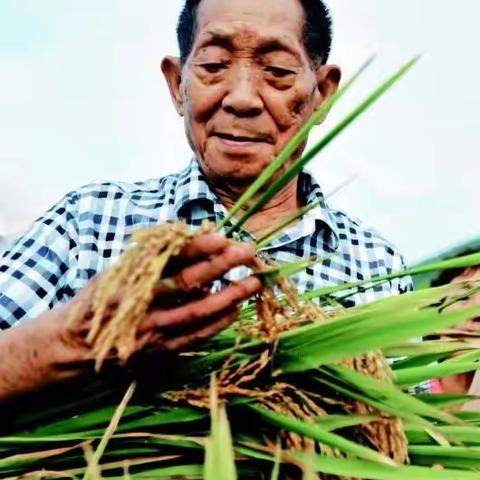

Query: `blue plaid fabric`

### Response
(0, 159, 412, 328)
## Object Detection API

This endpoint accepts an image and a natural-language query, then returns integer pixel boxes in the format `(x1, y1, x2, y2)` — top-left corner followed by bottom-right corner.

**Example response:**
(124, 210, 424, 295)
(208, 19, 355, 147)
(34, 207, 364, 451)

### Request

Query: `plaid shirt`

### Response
(0, 159, 412, 329)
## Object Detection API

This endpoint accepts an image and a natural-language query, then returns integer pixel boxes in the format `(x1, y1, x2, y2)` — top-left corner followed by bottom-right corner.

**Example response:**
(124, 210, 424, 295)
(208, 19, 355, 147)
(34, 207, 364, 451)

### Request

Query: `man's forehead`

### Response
(194, 0, 306, 47)
(195, 26, 302, 57)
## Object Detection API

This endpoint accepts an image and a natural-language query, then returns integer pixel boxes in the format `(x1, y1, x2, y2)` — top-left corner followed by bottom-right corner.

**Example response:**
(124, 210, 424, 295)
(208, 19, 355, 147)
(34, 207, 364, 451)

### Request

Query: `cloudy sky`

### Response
(0, 0, 478, 263)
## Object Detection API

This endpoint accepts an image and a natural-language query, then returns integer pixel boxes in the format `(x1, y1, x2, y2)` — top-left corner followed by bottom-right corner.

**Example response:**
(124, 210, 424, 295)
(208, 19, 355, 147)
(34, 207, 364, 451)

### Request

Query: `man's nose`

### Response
(222, 65, 264, 117)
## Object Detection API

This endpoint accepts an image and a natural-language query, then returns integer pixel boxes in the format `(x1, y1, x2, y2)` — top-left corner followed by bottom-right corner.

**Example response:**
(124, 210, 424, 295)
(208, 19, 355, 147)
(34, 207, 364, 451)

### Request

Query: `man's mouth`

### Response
(212, 132, 272, 144)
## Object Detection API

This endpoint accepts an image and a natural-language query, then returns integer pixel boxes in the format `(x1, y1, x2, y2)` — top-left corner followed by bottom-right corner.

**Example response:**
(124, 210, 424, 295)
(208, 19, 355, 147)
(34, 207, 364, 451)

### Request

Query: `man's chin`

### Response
(201, 155, 272, 185)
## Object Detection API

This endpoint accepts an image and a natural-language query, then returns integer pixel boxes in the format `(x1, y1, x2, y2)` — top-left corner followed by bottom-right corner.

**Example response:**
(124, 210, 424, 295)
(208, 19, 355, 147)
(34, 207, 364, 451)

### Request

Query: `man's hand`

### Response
(0, 233, 261, 402)
(137, 233, 261, 352)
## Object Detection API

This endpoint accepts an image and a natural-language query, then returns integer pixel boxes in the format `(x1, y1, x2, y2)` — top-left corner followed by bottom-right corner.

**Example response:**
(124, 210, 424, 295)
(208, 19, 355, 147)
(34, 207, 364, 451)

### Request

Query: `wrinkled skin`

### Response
(162, 0, 340, 234)
(0, 0, 340, 401)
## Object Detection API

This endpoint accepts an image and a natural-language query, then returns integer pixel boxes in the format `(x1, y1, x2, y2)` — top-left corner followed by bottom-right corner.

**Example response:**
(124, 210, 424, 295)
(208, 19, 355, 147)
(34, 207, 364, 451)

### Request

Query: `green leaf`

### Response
(275, 290, 480, 373)
(301, 452, 318, 480)
(293, 451, 480, 480)
(8, 380, 116, 431)
(409, 445, 480, 470)
(269, 442, 282, 480)
(83, 382, 136, 480)
(304, 252, 480, 301)
(384, 341, 479, 358)
(455, 411, 480, 424)
(395, 362, 479, 388)
(118, 464, 203, 479)
(218, 56, 374, 231)
(228, 56, 419, 235)
(204, 377, 237, 480)
(117, 406, 208, 431)
(314, 414, 381, 431)
(255, 175, 356, 249)
(17, 405, 146, 437)
(407, 425, 480, 446)
(256, 257, 320, 287)
(312, 365, 461, 429)
(248, 404, 395, 465)
(256, 199, 324, 250)
(414, 393, 480, 410)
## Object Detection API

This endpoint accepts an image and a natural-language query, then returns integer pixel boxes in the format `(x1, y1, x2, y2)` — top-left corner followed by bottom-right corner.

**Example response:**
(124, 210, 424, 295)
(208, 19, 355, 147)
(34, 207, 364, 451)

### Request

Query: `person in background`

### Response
(429, 250, 480, 406)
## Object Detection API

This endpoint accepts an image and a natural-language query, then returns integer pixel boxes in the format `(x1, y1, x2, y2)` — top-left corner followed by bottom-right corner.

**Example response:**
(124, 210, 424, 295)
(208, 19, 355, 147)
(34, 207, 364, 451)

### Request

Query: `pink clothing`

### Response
(430, 379, 443, 394)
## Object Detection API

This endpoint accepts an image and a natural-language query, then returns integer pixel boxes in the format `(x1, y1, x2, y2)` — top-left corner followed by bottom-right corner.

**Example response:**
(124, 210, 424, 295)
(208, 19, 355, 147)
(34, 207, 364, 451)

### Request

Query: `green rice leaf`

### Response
(313, 365, 461, 428)
(256, 199, 324, 250)
(269, 442, 282, 480)
(248, 404, 395, 465)
(256, 174, 356, 249)
(407, 425, 480, 445)
(304, 252, 480, 301)
(256, 257, 320, 287)
(117, 464, 203, 479)
(455, 411, 480, 424)
(408, 445, 480, 470)
(83, 382, 136, 480)
(395, 362, 479, 388)
(293, 451, 480, 480)
(275, 292, 480, 373)
(218, 56, 374, 231)
(204, 377, 237, 480)
(228, 56, 419, 235)
(314, 414, 380, 431)
(414, 393, 480, 410)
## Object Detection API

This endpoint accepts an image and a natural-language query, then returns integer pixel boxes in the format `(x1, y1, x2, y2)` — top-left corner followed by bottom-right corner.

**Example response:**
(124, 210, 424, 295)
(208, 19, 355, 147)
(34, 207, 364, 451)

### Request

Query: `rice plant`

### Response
(2, 57, 480, 480)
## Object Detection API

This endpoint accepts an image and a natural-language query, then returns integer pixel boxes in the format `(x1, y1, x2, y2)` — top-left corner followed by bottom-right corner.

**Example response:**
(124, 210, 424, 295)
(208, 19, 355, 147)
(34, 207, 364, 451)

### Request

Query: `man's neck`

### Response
(213, 179, 301, 237)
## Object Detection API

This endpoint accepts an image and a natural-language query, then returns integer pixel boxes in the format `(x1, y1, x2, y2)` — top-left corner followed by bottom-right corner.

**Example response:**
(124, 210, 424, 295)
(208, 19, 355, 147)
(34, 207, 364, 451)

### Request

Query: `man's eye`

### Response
(265, 66, 295, 78)
(201, 63, 226, 74)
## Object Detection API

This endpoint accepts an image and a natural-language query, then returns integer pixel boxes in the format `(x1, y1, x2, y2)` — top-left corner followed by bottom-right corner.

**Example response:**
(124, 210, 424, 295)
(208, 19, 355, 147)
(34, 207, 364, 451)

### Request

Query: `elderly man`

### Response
(0, 0, 411, 401)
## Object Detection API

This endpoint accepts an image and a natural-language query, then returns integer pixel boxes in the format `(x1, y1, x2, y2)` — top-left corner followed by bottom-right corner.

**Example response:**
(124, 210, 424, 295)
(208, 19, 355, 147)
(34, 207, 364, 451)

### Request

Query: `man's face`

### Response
(163, 0, 340, 185)
(450, 267, 480, 331)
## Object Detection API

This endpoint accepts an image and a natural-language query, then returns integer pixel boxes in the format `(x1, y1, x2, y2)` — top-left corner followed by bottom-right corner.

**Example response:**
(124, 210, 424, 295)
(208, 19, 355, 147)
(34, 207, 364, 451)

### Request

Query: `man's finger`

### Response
(143, 276, 262, 331)
(175, 243, 256, 290)
(149, 286, 209, 309)
(162, 308, 238, 352)
(156, 234, 236, 294)
(178, 233, 230, 260)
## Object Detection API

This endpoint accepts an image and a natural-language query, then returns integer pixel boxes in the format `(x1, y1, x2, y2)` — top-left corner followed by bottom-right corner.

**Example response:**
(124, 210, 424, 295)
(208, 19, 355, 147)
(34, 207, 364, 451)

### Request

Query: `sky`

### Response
(0, 0, 478, 263)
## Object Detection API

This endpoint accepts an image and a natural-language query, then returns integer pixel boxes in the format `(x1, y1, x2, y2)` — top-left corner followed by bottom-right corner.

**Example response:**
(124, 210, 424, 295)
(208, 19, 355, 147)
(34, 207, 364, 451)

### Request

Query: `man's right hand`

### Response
(0, 233, 261, 402)
(138, 232, 262, 352)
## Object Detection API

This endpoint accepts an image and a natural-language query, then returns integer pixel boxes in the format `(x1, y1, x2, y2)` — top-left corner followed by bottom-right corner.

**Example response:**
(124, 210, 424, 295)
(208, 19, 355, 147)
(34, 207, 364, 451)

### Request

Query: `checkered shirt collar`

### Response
(172, 159, 339, 251)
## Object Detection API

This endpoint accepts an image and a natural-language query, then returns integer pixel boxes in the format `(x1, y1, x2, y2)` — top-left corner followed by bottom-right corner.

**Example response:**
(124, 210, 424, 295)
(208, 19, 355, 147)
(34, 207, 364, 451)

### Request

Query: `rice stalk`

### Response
(7, 56, 480, 479)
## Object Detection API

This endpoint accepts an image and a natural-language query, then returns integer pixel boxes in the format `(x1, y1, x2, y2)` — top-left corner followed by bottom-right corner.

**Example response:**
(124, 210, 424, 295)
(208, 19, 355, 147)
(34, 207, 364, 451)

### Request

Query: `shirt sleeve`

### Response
(0, 192, 79, 328)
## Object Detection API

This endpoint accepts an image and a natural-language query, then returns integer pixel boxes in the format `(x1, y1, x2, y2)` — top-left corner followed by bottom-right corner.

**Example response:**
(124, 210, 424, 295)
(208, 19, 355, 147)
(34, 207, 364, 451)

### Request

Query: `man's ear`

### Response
(316, 64, 341, 100)
(314, 64, 341, 121)
(161, 56, 184, 116)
